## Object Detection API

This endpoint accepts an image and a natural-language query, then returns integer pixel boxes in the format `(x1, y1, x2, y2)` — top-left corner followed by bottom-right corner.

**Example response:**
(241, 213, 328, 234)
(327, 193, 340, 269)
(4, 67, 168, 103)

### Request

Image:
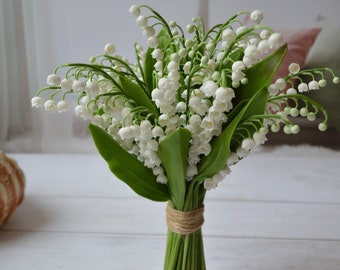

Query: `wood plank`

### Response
(1, 231, 339, 270)
(2, 148, 340, 269)
(207, 146, 340, 203)
(9, 153, 135, 198)
(9, 148, 340, 203)
(3, 195, 340, 240)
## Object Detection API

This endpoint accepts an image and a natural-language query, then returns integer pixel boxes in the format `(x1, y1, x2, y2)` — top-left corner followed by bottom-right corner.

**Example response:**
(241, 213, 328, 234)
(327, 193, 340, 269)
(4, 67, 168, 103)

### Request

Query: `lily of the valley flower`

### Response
(32, 4, 339, 191)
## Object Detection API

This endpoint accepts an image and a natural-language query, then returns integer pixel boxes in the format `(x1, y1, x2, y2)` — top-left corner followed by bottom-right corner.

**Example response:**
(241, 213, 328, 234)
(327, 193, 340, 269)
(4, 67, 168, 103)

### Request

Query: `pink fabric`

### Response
(243, 15, 321, 78)
(275, 28, 321, 79)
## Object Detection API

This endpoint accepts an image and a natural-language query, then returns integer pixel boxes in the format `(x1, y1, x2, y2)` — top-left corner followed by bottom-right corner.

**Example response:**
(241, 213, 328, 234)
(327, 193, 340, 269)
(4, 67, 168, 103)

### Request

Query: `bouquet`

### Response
(32, 4, 338, 269)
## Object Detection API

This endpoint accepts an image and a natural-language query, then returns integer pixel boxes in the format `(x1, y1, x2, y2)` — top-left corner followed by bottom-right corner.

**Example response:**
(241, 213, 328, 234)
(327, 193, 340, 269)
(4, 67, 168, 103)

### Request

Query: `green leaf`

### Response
(142, 28, 171, 95)
(194, 87, 268, 182)
(88, 124, 169, 202)
(235, 44, 287, 103)
(157, 27, 171, 50)
(224, 99, 248, 127)
(157, 128, 192, 209)
(144, 47, 156, 94)
(225, 47, 244, 70)
(229, 47, 244, 61)
(119, 76, 158, 116)
(229, 86, 269, 151)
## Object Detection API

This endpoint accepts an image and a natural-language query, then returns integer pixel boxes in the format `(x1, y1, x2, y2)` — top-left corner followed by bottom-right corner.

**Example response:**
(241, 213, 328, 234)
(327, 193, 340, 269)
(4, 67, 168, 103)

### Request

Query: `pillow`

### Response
(305, 20, 339, 69)
(304, 20, 340, 130)
(275, 28, 321, 79)
(242, 15, 321, 78)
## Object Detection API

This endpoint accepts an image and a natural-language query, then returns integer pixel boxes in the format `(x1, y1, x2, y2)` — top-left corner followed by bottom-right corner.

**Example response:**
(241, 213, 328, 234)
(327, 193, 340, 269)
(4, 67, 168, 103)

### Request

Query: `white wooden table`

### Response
(1, 145, 340, 269)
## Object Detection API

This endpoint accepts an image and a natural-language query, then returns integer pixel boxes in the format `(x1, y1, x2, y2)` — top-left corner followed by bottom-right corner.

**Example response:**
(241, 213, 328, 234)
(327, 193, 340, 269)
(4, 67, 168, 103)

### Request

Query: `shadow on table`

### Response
(0, 195, 53, 234)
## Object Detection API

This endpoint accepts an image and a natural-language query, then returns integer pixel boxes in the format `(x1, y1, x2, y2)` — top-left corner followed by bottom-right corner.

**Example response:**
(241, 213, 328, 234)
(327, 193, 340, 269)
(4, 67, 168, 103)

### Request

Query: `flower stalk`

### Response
(165, 229, 206, 270)
(31, 4, 339, 269)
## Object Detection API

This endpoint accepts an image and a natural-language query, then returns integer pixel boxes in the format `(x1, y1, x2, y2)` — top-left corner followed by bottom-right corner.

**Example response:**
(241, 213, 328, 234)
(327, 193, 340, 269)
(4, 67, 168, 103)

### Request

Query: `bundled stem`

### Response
(164, 186, 206, 270)
(164, 228, 206, 270)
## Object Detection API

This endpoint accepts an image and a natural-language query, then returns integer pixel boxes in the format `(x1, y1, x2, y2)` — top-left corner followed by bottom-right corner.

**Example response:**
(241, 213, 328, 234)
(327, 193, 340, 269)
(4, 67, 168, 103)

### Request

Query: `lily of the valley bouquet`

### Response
(32, 4, 338, 269)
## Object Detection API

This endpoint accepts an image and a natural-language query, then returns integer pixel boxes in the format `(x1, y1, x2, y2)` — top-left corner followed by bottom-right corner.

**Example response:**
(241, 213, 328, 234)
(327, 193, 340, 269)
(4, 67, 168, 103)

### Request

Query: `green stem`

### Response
(164, 229, 206, 270)
(268, 93, 329, 122)
(164, 181, 206, 269)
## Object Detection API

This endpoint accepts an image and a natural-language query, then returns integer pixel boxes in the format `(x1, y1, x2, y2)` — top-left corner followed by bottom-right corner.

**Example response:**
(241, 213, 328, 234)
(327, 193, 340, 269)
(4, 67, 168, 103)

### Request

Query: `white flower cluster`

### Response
(32, 5, 339, 191)
(126, 6, 285, 189)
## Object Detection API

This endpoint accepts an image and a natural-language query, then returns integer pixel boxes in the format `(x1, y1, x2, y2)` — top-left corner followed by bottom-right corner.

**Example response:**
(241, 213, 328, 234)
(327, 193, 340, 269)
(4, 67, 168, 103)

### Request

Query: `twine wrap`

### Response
(166, 203, 204, 235)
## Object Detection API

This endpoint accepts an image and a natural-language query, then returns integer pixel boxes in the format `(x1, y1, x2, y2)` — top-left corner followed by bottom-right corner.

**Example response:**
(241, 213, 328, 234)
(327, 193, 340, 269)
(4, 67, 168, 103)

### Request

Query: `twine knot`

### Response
(166, 203, 204, 235)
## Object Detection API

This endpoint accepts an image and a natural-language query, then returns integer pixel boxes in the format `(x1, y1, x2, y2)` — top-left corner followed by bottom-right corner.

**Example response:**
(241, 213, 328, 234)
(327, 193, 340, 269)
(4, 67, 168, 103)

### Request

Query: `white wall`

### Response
(21, 0, 203, 152)
(44, 0, 201, 65)
(41, 0, 340, 72)
(4, 0, 339, 152)
(208, 0, 339, 29)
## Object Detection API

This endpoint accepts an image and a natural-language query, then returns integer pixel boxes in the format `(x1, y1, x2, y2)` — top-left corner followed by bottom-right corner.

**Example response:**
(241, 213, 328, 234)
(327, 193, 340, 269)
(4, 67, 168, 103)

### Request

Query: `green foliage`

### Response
(118, 76, 158, 116)
(193, 44, 288, 182)
(235, 44, 288, 103)
(195, 87, 268, 182)
(157, 128, 192, 210)
(143, 47, 156, 94)
(88, 124, 169, 202)
(157, 27, 172, 50)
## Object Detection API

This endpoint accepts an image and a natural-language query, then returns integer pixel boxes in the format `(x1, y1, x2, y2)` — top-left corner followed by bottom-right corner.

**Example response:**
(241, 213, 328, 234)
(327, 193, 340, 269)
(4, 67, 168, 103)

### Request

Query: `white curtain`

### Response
(1, 0, 338, 153)
(0, 0, 92, 153)
(0, 0, 207, 153)
(0, 0, 34, 151)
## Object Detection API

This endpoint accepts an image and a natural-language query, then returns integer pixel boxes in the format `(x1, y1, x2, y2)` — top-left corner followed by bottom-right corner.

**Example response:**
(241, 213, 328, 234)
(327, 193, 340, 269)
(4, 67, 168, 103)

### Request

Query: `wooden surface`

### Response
(1, 145, 340, 269)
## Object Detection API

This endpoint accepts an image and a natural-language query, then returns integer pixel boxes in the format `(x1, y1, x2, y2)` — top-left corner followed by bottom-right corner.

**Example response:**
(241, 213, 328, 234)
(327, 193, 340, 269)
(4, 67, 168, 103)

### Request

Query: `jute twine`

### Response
(166, 203, 204, 235)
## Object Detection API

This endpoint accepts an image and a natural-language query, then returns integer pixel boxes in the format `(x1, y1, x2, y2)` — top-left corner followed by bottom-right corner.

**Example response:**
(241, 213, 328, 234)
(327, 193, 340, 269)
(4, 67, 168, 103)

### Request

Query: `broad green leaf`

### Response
(223, 99, 248, 128)
(142, 28, 170, 94)
(119, 76, 158, 116)
(225, 47, 244, 70)
(157, 128, 192, 210)
(229, 86, 269, 151)
(194, 87, 268, 182)
(229, 47, 244, 62)
(235, 44, 287, 103)
(157, 27, 171, 50)
(144, 47, 156, 94)
(88, 124, 169, 202)
(240, 87, 268, 120)
(224, 48, 244, 86)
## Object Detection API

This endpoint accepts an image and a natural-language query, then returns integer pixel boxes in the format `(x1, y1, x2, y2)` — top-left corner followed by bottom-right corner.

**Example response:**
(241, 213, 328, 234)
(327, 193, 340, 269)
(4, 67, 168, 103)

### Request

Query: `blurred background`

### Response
(0, 0, 339, 153)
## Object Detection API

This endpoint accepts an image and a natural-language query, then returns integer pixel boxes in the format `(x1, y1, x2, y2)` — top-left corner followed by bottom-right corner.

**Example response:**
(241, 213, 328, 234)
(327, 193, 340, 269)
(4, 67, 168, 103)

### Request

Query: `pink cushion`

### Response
(275, 28, 321, 79)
